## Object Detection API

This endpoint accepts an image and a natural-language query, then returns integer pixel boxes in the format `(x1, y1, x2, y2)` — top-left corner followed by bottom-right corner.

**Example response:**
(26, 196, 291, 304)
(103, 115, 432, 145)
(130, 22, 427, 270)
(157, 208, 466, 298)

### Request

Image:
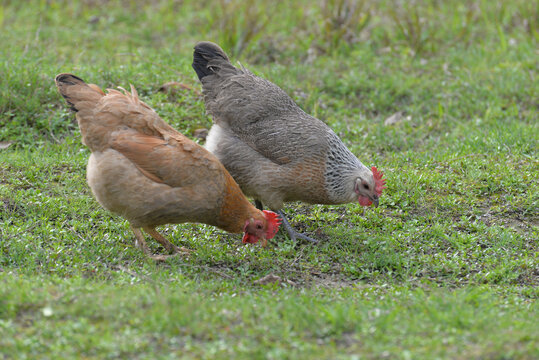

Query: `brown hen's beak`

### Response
(372, 197, 379, 207)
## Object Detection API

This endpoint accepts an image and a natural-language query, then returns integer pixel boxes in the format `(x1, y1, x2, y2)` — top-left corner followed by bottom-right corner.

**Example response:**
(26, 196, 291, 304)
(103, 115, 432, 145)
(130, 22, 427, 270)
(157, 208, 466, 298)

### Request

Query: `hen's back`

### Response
(55, 73, 176, 152)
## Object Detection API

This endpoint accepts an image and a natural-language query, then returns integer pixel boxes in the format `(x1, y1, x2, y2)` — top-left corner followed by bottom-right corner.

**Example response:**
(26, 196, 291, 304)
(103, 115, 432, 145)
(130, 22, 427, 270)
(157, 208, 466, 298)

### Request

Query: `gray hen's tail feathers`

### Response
(192, 41, 230, 80)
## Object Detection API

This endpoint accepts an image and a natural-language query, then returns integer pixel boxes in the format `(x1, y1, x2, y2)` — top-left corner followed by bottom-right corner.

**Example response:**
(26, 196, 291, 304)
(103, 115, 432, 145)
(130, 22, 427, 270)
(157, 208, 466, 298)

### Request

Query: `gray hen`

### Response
(192, 41, 385, 243)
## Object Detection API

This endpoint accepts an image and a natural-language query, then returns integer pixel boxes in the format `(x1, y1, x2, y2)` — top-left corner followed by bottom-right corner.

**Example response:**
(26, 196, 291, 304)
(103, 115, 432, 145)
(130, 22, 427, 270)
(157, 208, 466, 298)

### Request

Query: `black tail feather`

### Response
(55, 73, 86, 86)
(55, 73, 88, 112)
(192, 41, 229, 80)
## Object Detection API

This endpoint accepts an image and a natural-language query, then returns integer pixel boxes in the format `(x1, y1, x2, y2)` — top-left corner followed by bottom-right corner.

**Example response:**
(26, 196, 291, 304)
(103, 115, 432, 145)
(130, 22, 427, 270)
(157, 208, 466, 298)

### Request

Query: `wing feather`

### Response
(110, 131, 223, 189)
(203, 69, 328, 165)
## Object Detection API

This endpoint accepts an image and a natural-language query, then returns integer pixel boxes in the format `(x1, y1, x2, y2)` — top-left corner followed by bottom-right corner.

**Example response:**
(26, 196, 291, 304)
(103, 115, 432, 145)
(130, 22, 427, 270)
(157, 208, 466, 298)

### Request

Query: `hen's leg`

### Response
(143, 227, 192, 255)
(131, 226, 171, 261)
(131, 226, 189, 261)
(131, 227, 151, 254)
(277, 210, 319, 244)
(255, 201, 318, 244)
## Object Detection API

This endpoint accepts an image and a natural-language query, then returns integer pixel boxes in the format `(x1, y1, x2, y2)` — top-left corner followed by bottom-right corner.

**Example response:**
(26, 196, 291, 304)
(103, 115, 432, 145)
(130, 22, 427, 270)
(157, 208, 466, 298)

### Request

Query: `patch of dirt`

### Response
(254, 273, 297, 286)
(480, 207, 539, 234)
(264, 261, 357, 289)
(516, 268, 539, 287)
(1, 198, 26, 218)
(250, 270, 356, 289)
(306, 272, 356, 289)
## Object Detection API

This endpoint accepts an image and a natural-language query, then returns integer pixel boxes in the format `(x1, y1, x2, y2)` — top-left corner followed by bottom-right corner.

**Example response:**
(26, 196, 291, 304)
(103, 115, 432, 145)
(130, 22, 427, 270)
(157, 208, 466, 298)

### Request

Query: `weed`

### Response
(318, 0, 371, 52)
(203, 0, 273, 58)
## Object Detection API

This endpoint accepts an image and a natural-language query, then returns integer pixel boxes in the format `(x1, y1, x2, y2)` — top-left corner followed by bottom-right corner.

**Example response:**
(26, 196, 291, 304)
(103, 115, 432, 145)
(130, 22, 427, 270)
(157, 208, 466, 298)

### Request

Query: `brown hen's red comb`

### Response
(263, 210, 281, 239)
(372, 166, 386, 196)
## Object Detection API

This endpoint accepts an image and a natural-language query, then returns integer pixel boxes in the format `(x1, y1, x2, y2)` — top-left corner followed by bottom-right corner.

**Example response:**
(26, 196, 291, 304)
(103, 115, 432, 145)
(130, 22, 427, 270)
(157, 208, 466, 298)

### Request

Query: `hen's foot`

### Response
(144, 227, 192, 255)
(171, 245, 194, 255)
(253, 204, 319, 244)
(131, 226, 192, 260)
(148, 253, 181, 262)
(132, 227, 152, 254)
(277, 210, 319, 244)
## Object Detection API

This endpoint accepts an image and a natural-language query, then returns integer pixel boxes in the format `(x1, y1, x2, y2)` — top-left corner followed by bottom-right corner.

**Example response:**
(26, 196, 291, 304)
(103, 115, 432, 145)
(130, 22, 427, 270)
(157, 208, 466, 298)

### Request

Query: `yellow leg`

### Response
(143, 227, 193, 255)
(131, 226, 151, 255)
(130, 226, 186, 261)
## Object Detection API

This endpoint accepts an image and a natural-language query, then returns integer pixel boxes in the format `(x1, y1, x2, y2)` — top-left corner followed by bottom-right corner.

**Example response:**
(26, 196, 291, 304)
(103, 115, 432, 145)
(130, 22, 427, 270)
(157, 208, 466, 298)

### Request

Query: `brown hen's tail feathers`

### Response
(192, 41, 230, 80)
(55, 73, 105, 112)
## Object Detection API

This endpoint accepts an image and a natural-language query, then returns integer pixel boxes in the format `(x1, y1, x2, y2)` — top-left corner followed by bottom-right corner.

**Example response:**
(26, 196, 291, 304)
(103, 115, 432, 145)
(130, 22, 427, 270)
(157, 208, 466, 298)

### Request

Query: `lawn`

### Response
(0, 0, 538, 359)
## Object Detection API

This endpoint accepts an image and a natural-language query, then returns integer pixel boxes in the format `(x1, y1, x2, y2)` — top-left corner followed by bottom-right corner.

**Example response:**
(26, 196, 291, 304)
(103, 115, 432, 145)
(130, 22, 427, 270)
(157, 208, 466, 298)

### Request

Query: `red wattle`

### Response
(242, 233, 258, 244)
(358, 196, 372, 206)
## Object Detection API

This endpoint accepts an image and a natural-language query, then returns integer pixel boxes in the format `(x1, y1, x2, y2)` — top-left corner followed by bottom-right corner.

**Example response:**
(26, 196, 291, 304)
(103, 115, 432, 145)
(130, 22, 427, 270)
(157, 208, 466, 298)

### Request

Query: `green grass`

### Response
(1, 0, 538, 358)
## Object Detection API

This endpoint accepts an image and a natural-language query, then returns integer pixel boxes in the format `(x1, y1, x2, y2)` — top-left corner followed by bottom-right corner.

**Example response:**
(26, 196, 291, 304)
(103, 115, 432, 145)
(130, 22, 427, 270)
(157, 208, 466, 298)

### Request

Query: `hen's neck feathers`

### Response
(324, 131, 367, 203)
(217, 171, 264, 233)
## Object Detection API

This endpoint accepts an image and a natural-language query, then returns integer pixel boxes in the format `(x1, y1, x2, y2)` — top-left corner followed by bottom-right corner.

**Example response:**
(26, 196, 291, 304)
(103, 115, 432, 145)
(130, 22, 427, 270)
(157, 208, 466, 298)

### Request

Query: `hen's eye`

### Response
(363, 184, 369, 189)
(256, 224, 262, 229)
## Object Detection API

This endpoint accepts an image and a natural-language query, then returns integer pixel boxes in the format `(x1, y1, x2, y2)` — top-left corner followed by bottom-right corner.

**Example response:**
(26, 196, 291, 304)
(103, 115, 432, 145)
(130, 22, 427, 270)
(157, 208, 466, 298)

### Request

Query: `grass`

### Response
(1, 0, 538, 358)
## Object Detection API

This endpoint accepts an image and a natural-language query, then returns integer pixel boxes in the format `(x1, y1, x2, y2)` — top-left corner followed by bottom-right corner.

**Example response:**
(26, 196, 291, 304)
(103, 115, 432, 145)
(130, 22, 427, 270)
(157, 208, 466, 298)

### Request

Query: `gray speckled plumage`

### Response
(193, 41, 375, 211)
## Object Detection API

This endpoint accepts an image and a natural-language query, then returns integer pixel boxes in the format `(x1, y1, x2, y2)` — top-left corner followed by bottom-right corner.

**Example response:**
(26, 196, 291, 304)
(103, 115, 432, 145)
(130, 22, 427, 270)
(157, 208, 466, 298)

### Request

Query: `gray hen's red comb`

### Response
(372, 166, 386, 196)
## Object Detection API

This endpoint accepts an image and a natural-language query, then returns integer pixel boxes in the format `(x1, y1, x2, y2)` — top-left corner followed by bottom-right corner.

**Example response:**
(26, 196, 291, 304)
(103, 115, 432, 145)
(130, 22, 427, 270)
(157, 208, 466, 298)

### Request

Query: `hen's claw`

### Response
(131, 226, 192, 260)
(149, 253, 181, 262)
(254, 202, 318, 244)
(277, 210, 319, 244)
(172, 245, 194, 254)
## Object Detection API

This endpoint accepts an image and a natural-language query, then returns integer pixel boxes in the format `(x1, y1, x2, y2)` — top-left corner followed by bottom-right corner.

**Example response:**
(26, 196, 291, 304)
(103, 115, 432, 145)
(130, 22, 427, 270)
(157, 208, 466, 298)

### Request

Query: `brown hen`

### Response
(55, 73, 280, 260)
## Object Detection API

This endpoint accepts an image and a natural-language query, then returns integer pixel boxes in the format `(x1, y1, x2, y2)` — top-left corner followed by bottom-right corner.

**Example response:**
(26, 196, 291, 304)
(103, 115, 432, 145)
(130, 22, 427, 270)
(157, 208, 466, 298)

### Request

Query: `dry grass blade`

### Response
(210, 0, 273, 58)
(0, 141, 13, 149)
(386, 0, 456, 56)
(319, 0, 371, 52)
